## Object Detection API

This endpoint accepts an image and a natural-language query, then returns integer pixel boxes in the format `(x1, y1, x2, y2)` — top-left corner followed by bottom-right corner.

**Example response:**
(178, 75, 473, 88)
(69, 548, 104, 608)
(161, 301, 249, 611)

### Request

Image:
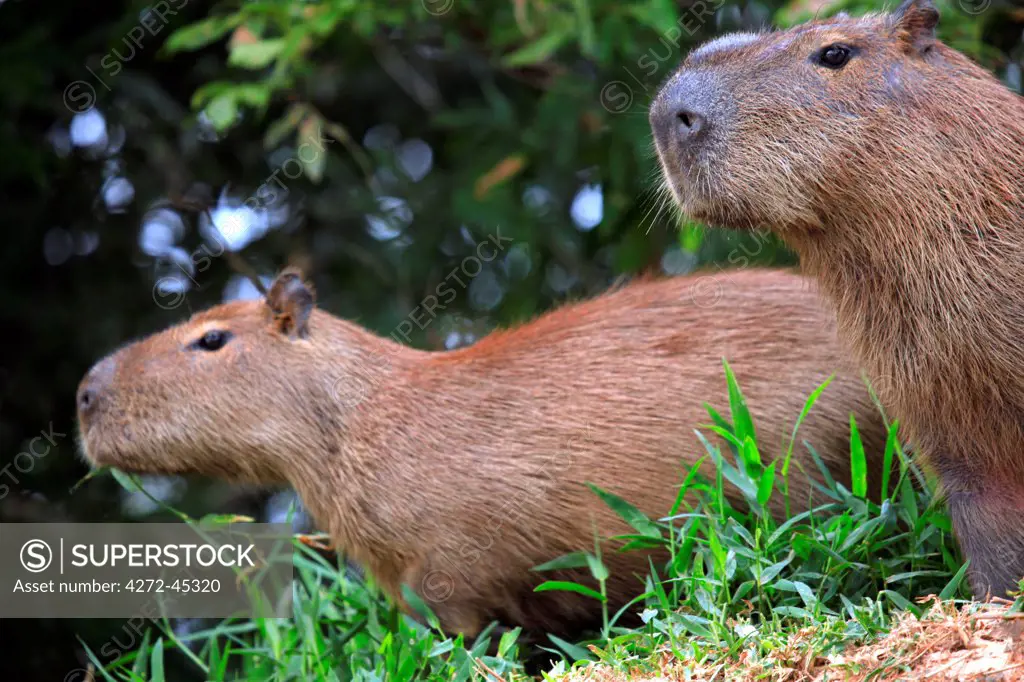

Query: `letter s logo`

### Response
(20, 539, 52, 573)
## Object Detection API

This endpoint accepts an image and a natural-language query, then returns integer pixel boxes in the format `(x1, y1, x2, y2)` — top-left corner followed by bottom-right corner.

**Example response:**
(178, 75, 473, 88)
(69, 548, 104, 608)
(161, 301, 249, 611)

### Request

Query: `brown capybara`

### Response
(650, 0, 1024, 597)
(77, 267, 885, 636)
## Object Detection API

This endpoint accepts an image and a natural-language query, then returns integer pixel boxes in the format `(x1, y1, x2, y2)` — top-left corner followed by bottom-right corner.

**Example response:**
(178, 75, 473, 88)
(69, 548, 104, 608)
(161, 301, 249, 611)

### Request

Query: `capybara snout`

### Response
(77, 355, 115, 418)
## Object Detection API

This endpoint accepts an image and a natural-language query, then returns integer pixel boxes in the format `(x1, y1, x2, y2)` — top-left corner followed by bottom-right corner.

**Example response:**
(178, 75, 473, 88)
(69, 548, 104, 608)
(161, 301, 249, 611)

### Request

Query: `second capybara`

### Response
(651, 0, 1024, 596)
(77, 268, 885, 635)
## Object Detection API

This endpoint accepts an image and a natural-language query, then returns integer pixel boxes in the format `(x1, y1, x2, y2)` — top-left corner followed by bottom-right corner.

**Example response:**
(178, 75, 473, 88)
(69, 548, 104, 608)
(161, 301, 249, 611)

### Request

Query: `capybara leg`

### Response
(946, 485, 1024, 599)
(401, 562, 486, 636)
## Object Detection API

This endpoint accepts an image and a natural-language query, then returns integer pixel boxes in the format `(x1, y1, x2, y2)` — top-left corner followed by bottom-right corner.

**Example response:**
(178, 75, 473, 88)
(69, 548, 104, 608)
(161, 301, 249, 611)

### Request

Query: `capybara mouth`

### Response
(674, 181, 714, 217)
(659, 162, 710, 213)
(77, 430, 112, 470)
(652, 141, 732, 226)
(664, 180, 740, 231)
(77, 417, 137, 470)
(79, 439, 171, 476)
(660, 164, 774, 234)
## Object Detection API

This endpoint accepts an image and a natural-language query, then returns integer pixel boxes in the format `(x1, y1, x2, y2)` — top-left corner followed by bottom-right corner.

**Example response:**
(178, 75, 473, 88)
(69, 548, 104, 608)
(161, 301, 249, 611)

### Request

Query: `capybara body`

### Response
(651, 0, 1024, 596)
(77, 268, 885, 635)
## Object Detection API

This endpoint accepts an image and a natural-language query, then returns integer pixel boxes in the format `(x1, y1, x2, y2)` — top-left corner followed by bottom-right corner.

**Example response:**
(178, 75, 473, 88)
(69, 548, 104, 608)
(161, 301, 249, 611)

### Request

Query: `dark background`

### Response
(1, 0, 1020, 677)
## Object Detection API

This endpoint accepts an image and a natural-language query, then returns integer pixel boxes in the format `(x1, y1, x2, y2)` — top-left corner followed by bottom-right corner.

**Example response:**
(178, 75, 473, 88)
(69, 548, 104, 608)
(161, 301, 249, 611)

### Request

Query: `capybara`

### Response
(651, 0, 1024, 597)
(77, 268, 885, 635)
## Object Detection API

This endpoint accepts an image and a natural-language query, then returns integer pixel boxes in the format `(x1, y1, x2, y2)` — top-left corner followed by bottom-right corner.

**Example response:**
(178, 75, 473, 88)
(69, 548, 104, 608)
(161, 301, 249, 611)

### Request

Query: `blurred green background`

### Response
(1, 0, 1020, 676)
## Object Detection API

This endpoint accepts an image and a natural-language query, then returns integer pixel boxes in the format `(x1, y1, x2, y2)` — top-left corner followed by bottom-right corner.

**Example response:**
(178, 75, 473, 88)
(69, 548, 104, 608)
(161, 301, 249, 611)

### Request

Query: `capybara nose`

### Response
(674, 108, 706, 138)
(77, 356, 115, 417)
(651, 101, 710, 152)
(77, 387, 97, 413)
(650, 73, 713, 149)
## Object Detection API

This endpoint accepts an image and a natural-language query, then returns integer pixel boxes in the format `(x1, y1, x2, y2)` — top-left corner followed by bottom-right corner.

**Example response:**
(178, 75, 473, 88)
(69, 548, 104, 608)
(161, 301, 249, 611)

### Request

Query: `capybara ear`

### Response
(266, 268, 315, 339)
(891, 0, 939, 53)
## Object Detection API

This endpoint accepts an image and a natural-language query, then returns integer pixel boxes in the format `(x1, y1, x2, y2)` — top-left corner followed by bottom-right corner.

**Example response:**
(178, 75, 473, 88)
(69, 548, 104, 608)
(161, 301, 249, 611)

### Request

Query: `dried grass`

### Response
(559, 600, 1024, 682)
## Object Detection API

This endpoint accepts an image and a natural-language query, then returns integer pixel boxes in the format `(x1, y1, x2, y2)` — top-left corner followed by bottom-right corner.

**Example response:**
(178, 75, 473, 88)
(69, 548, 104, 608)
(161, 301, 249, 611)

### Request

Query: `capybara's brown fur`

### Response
(651, 0, 1024, 597)
(77, 268, 885, 635)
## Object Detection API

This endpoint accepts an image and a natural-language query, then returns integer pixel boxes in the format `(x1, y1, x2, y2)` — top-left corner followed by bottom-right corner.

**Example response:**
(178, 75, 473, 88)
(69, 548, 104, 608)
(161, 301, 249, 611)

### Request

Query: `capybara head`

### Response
(76, 270, 366, 482)
(650, 0, 1017, 235)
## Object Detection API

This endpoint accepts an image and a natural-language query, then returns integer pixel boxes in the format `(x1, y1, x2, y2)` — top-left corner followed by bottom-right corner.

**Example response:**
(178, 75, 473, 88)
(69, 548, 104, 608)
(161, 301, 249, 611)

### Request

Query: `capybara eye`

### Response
(816, 44, 853, 69)
(189, 330, 232, 352)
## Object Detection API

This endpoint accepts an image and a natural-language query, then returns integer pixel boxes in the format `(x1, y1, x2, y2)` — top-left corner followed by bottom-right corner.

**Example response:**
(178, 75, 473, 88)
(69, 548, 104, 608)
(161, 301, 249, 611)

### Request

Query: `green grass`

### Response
(87, 365, 968, 681)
